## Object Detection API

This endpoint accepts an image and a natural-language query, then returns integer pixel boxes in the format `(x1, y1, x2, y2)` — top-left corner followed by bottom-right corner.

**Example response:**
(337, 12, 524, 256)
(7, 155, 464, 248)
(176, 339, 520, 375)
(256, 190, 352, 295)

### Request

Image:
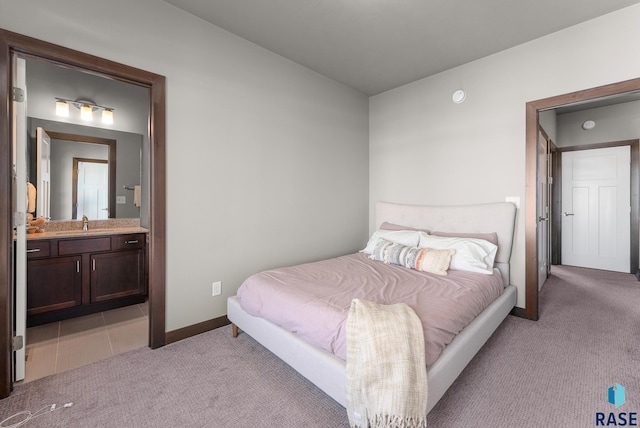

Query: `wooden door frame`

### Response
(525, 77, 640, 320)
(0, 29, 166, 398)
(551, 140, 639, 271)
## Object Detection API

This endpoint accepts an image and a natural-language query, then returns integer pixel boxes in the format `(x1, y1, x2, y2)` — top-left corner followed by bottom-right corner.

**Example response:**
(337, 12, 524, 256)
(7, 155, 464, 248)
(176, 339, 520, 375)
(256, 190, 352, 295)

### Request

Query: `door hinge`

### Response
(12, 87, 24, 102)
(12, 335, 24, 352)
(13, 211, 26, 228)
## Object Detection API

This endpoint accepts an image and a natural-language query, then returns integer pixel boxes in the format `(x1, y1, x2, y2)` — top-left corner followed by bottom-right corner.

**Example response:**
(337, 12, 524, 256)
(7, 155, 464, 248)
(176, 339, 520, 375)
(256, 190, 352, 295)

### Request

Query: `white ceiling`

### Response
(163, 0, 640, 95)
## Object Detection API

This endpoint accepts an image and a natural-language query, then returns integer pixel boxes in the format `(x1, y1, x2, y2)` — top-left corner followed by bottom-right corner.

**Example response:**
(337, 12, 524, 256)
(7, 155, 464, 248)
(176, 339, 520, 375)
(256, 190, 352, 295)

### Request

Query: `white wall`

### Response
(370, 4, 640, 308)
(557, 100, 640, 147)
(7, 1, 639, 321)
(539, 110, 558, 142)
(1, 0, 369, 331)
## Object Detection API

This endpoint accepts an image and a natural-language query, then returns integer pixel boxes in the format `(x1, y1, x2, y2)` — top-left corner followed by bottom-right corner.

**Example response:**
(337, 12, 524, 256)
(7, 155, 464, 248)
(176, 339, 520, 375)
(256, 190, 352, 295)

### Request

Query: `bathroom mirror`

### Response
(24, 57, 149, 221)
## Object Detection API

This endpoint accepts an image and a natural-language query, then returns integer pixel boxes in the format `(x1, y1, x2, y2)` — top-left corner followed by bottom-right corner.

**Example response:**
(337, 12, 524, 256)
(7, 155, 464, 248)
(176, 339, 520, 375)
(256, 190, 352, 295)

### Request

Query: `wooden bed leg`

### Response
(231, 323, 239, 338)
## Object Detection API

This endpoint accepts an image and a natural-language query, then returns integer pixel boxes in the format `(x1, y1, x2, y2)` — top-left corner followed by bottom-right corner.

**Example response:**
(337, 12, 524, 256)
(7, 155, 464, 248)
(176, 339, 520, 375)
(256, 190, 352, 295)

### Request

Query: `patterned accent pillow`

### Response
(370, 239, 455, 276)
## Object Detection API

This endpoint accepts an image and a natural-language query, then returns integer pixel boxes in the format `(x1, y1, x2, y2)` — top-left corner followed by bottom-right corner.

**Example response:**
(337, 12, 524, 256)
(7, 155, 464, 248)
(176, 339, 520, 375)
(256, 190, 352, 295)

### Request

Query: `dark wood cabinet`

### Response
(26, 233, 147, 326)
(27, 256, 82, 315)
(91, 249, 145, 302)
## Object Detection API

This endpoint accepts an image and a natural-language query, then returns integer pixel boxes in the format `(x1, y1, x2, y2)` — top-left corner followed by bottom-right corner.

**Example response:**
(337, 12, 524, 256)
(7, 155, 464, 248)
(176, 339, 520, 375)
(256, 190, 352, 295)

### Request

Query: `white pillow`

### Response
(418, 233, 497, 274)
(361, 229, 422, 254)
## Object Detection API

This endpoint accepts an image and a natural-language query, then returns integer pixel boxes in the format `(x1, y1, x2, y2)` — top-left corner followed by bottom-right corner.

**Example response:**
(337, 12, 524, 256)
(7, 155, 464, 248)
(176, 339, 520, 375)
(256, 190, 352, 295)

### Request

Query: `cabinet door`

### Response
(91, 249, 145, 302)
(27, 256, 82, 315)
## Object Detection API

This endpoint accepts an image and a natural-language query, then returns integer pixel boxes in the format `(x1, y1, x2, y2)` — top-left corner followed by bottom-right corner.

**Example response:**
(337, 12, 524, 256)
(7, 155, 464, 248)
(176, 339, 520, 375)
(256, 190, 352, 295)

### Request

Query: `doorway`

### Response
(0, 29, 166, 398)
(525, 78, 640, 320)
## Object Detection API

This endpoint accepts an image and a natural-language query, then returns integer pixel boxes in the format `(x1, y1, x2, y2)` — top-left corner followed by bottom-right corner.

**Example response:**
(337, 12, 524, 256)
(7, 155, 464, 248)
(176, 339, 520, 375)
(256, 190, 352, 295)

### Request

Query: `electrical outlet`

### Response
(116, 196, 126, 204)
(212, 281, 222, 296)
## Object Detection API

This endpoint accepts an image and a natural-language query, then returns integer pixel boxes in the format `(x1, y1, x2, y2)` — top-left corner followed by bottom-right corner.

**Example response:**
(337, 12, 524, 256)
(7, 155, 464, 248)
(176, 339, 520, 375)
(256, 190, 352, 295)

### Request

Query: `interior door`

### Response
(13, 55, 27, 382)
(537, 130, 551, 290)
(561, 146, 630, 272)
(76, 160, 109, 220)
(35, 127, 51, 220)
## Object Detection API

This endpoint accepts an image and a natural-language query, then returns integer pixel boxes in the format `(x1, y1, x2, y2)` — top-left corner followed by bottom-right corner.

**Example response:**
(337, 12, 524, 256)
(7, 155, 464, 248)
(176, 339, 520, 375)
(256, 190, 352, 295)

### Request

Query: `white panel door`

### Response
(13, 55, 27, 381)
(561, 146, 630, 272)
(537, 131, 550, 290)
(35, 127, 51, 220)
(77, 161, 109, 220)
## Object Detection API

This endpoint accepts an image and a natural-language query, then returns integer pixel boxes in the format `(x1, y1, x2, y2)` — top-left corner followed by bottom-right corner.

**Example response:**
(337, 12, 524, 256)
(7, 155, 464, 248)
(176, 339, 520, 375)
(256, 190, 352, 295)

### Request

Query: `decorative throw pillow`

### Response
(413, 247, 456, 276)
(370, 239, 395, 263)
(369, 239, 455, 276)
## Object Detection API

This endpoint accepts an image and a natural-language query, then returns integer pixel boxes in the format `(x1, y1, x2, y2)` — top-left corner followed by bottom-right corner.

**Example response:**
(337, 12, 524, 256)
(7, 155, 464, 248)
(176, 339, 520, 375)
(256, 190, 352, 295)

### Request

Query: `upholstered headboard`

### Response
(375, 202, 517, 285)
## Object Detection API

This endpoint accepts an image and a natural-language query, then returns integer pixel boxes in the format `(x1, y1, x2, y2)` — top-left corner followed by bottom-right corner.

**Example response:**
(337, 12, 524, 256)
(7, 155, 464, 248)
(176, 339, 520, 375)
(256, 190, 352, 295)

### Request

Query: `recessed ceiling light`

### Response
(452, 89, 466, 104)
(582, 120, 596, 130)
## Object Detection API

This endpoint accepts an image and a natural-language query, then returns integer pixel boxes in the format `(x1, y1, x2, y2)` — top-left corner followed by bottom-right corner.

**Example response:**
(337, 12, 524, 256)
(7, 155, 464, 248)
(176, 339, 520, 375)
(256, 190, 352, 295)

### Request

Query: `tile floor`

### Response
(22, 302, 148, 383)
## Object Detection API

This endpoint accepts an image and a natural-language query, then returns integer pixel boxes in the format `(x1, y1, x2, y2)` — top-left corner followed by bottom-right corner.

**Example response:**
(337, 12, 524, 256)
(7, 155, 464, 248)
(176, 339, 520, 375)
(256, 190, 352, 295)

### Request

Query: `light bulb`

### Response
(80, 104, 93, 121)
(56, 100, 69, 117)
(102, 109, 114, 124)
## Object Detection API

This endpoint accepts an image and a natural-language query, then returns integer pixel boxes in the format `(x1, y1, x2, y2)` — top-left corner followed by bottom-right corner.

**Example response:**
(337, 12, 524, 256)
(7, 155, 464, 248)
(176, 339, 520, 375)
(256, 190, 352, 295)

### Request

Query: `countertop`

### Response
(26, 227, 148, 240)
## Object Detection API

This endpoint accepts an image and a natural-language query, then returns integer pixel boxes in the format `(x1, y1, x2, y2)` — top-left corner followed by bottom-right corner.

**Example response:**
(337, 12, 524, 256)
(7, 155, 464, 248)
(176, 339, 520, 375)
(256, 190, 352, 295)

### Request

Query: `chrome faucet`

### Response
(82, 215, 89, 232)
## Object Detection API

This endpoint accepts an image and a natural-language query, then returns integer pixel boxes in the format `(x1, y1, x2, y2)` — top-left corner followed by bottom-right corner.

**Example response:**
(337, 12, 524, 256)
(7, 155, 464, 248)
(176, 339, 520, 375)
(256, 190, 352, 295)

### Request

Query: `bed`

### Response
(227, 201, 517, 413)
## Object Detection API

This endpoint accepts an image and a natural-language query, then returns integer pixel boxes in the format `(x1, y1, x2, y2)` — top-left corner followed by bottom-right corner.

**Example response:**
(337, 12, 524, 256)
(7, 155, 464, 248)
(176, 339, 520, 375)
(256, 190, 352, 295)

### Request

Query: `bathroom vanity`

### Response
(25, 228, 147, 327)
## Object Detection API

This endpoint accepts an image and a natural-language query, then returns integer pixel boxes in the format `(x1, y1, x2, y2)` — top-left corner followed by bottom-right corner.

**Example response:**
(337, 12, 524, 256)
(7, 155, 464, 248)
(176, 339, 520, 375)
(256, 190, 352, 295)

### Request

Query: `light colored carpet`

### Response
(2, 325, 350, 427)
(428, 265, 640, 427)
(1, 265, 638, 427)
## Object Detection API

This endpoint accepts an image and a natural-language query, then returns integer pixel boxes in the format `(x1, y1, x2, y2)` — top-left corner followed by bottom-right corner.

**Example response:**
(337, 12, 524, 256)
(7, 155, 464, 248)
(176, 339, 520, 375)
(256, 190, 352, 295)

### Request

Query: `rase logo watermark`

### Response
(596, 383, 638, 426)
(610, 384, 626, 409)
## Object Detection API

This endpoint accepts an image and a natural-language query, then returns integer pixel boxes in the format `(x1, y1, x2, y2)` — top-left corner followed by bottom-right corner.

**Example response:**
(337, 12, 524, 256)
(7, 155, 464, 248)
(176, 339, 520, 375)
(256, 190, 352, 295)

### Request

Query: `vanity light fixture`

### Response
(55, 99, 69, 117)
(55, 97, 115, 124)
(582, 120, 596, 130)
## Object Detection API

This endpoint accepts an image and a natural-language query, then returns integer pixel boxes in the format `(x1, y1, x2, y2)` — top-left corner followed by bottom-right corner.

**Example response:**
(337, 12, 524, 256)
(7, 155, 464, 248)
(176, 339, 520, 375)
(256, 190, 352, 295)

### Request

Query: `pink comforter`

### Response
(237, 253, 504, 366)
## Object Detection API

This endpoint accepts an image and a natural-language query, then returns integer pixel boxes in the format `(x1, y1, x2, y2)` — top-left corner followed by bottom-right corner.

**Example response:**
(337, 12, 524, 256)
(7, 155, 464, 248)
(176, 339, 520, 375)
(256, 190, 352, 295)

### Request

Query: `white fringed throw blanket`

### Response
(346, 299, 428, 428)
